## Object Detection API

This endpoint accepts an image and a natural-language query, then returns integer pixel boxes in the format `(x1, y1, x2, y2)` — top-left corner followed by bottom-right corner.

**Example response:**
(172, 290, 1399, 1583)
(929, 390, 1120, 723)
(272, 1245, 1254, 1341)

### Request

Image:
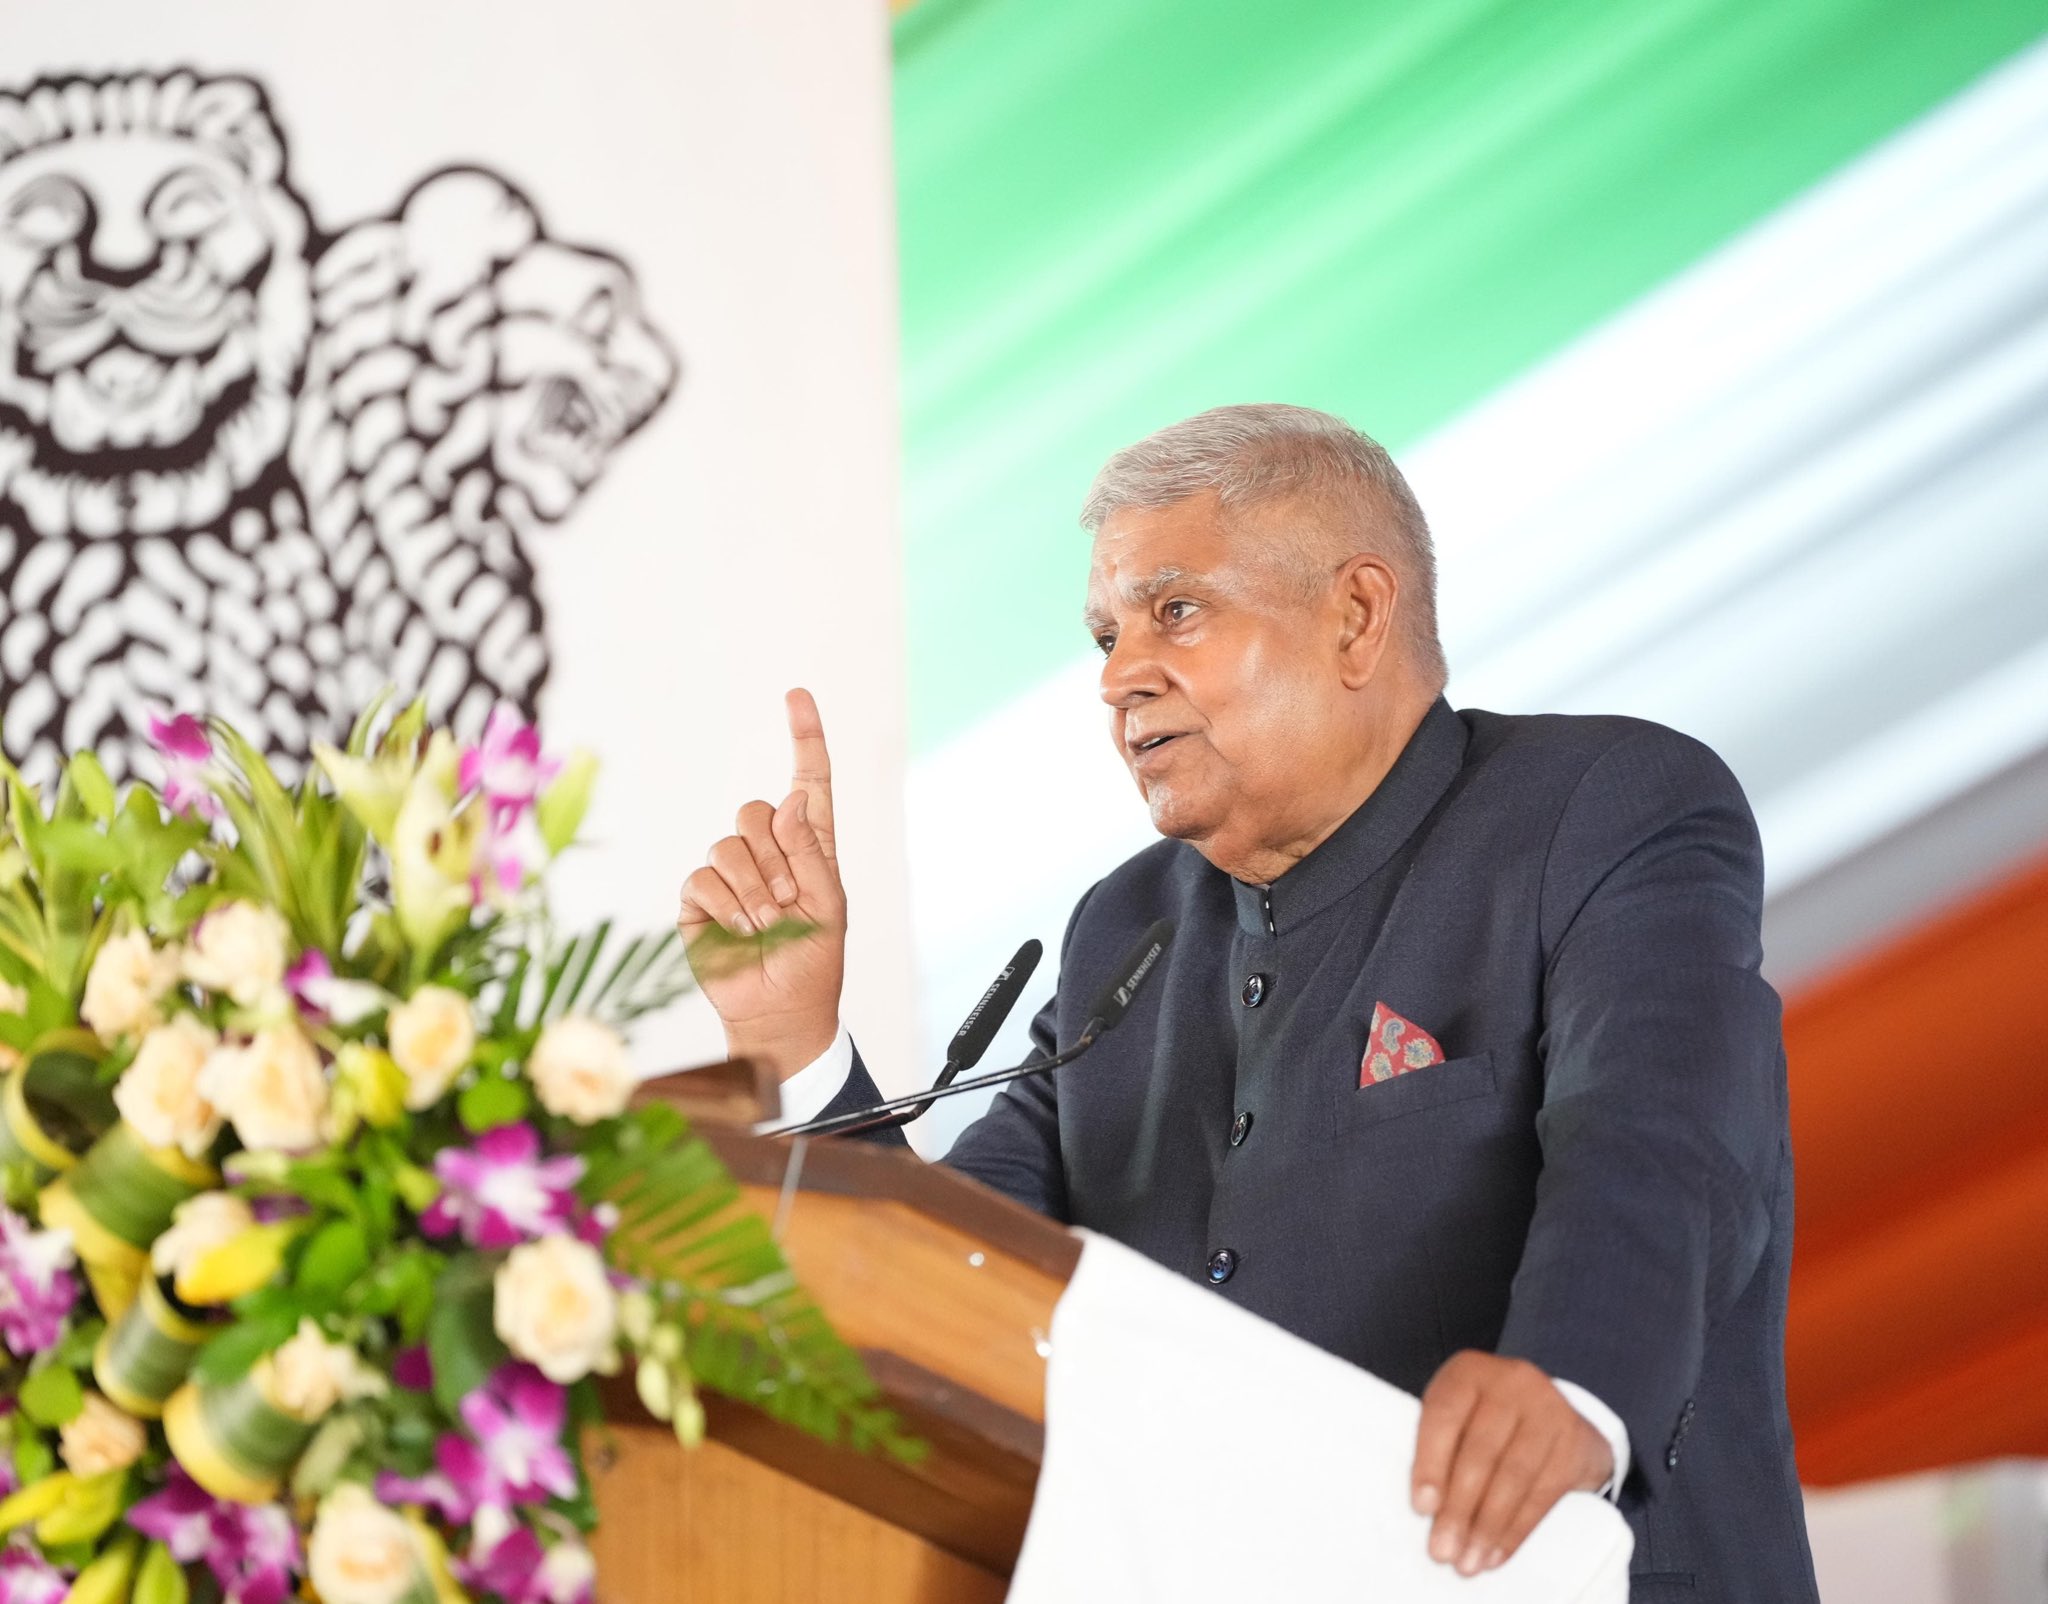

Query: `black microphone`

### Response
(776, 919, 1176, 1140)
(844, 939, 1043, 1136)
(1079, 917, 1174, 1038)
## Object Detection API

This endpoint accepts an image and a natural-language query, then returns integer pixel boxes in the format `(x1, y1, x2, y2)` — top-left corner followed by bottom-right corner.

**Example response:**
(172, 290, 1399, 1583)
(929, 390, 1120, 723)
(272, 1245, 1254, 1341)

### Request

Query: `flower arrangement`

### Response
(0, 703, 909, 1604)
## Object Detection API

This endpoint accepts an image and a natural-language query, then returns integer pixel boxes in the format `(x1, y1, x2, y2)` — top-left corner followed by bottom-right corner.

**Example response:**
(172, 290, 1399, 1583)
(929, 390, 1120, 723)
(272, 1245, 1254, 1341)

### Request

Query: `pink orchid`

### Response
(146, 713, 222, 821)
(453, 1519, 546, 1603)
(285, 950, 333, 1015)
(419, 1123, 584, 1249)
(128, 1468, 301, 1604)
(473, 810, 547, 904)
(392, 1344, 434, 1392)
(0, 1207, 78, 1358)
(574, 1200, 619, 1248)
(459, 709, 561, 824)
(459, 710, 562, 902)
(378, 1363, 577, 1523)
(284, 951, 385, 1026)
(0, 1541, 70, 1604)
(461, 1364, 580, 1505)
(454, 1516, 594, 1604)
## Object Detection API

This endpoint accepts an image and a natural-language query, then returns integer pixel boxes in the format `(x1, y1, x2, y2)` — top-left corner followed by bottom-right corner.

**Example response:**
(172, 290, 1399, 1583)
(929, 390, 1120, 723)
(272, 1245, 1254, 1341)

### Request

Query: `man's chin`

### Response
(1141, 787, 1220, 844)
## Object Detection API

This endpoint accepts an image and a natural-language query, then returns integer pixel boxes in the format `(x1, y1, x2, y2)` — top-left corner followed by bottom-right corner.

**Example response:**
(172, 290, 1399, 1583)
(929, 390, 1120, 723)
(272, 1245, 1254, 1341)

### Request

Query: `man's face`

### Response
(1086, 492, 1349, 864)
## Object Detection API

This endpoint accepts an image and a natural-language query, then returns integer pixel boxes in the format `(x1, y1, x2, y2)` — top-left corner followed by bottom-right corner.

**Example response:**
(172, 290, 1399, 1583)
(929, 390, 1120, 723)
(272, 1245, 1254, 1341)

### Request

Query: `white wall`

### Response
(6, 2, 914, 1084)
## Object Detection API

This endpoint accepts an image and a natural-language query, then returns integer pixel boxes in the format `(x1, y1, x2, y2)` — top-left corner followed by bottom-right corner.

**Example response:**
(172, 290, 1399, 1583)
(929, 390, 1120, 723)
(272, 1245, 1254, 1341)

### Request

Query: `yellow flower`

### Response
(334, 1044, 409, 1131)
(493, 1234, 618, 1383)
(181, 902, 291, 1008)
(114, 1016, 224, 1158)
(263, 1318, 384, 1422)
(81, 932, 181, 1042)
(387, 988, 476, 1110)
(152, 1191, 258, 1280)
(389, 737, 482, 955)
(307, 1484, 433, 1604)
(59, 1392, 147, 1476)
(196, 1027, 328, 1152)
(528, 1015, 633, 1125)
(174, 1219, 297, 1305)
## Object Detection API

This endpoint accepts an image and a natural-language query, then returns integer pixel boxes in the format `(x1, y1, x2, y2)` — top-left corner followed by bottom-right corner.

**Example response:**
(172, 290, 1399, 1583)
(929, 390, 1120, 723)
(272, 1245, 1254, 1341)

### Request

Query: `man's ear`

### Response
(1334, 554, 1399, 689)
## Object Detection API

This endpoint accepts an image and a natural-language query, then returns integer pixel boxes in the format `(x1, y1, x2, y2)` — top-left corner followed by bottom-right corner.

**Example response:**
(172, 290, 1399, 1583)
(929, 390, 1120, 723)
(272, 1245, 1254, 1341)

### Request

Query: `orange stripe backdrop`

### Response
(1785, 849, 2048, 1484)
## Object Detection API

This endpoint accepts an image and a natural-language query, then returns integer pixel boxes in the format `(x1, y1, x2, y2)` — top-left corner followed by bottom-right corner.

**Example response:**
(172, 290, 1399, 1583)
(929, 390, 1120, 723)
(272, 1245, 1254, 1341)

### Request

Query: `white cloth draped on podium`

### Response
(1013, 1232, 1633, 1603)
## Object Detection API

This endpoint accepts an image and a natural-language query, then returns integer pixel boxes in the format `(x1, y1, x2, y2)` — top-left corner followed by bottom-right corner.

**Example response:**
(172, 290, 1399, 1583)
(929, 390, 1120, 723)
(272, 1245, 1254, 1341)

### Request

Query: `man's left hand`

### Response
(1410, 1351, 1615, 1576)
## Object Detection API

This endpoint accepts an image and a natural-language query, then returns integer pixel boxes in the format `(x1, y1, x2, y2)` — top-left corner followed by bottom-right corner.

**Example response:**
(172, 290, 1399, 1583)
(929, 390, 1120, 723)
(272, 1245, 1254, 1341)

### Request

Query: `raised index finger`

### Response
(785, 687, 837, 862)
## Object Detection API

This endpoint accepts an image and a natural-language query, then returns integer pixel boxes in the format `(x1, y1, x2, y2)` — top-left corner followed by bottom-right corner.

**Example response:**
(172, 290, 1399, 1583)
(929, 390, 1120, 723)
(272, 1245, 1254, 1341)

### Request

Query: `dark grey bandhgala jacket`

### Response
(820, 699, 1819, 1603)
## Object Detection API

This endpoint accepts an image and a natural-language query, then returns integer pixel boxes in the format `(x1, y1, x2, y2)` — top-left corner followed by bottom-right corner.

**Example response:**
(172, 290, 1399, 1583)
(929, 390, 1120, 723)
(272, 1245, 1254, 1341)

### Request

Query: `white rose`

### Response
(81, 931, 182, 1041)
(150, 1190, 257, 1278)
(537, 1539, 596, 1604)
(493, 1234, 618, 1383)
(182, 901, 291, 1007)
(115, 1015, 223, 1157)
(197, 1026, 329, 1152)
(263, 1318, 384, 1421)
(307, 1484, 431, 1604)
(528, 1015, 634, 1125)
(387, 987, 476, 1110)
(59, 1391, 146, 1476)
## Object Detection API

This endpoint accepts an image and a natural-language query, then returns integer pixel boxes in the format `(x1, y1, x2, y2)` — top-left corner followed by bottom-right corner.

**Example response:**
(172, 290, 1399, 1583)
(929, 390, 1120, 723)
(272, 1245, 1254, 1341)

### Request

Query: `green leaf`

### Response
(134, 1541, 191, 1604)
(426, 1255, 508, 1415)
(298, 1219, 371, 1296)
(458, 1074, 529, 1132)
(36, 821, 122, 877)
(588, 1106, 921, 1463)
(354, 1244, 442, 1341)
(54, 1317, 107, 1370)
(192, 1310, 297, 1385)
(536, 751, 598, 855)
(64, 754, 116, 823)
(19, 1361, 84, 1426)
(12, 1430, 55, 1486)
(268, 1157, 362, 1220)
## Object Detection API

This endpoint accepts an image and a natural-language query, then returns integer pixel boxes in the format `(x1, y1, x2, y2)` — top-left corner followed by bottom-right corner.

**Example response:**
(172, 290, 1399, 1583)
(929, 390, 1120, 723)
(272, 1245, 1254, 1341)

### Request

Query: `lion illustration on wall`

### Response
(0, 70, 677, 784)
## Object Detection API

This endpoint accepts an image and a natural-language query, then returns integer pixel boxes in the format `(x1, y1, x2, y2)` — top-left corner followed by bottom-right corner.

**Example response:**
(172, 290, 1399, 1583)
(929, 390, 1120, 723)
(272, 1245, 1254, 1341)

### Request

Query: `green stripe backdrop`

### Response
(894, 0, 2047, 751)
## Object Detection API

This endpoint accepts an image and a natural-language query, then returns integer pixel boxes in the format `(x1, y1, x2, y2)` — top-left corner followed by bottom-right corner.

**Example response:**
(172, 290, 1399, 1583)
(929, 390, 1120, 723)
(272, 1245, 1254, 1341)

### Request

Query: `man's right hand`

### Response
(677, 688, 847, 1082)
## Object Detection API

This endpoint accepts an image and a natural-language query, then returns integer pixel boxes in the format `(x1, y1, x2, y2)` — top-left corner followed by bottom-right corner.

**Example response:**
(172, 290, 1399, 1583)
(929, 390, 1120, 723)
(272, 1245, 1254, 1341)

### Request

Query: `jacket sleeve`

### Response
(1494, 726, 1785, 1496)
(817, 1047, 910, 1149)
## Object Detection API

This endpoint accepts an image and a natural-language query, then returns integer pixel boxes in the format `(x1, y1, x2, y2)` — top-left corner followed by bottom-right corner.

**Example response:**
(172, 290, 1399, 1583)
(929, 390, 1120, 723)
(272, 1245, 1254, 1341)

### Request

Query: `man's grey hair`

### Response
(1080, 403, 1446, 689)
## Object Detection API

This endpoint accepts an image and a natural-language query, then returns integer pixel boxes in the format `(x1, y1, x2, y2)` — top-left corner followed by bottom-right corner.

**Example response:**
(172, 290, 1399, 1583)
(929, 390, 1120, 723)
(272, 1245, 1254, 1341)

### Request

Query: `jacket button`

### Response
(1665, 1448, 1680, 1471)
(1206, 1248, 1237, 1284)
(1241, 973, 1268, 1007)
(1229, 1111, 1253, 1147)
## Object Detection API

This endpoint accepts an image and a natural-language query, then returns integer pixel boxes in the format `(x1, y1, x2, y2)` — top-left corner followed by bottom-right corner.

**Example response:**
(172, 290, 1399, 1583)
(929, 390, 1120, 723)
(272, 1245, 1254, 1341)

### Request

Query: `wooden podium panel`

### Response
(589, 1425, 1006, 1604)
(595, 1074, 1081, 1602)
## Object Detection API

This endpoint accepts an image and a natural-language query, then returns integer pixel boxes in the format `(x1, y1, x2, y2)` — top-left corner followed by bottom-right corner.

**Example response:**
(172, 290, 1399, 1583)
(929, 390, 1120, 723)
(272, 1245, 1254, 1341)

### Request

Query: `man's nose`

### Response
(1098, 635, 1163, 708)
(85, 207, 160, 287)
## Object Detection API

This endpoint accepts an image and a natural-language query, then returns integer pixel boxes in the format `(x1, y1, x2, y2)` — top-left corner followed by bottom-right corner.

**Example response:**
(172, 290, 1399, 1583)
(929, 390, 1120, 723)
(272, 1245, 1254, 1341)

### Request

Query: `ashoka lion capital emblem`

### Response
(0, 69, 677, 785)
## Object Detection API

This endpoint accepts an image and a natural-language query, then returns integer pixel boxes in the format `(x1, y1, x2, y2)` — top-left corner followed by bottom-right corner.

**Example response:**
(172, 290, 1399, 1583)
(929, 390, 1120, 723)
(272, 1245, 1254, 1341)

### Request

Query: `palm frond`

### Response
(516, 925, 698, 1031)
(583, 1106, 920, 1461)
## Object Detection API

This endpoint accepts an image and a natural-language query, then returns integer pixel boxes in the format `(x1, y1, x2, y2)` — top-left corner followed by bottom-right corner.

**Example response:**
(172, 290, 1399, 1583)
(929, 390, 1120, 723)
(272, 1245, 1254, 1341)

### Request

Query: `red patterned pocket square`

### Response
(1361, 1001, 1445, 1086)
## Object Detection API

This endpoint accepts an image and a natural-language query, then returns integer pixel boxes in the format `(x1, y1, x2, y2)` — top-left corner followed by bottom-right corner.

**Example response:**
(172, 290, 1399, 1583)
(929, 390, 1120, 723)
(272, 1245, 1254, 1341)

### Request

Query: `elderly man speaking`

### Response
(678, 404, 1818, 1602)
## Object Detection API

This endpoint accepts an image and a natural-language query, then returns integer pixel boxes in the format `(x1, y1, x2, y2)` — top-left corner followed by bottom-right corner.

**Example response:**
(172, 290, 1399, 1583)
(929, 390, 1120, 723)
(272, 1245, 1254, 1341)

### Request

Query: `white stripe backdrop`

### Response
(903, 40, 2048, 1151)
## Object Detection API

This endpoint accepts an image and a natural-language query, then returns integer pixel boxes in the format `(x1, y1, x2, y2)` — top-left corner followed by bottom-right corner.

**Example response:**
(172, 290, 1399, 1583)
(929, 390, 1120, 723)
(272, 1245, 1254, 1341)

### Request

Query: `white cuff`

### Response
(1550, 1379, 1630, 1500)
(754, 1025, 854, 1133)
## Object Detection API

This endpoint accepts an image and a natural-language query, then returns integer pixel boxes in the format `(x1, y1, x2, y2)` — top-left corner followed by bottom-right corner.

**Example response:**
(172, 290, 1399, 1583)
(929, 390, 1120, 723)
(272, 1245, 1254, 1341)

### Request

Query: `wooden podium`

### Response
(589, 1066, 1080, 1603)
